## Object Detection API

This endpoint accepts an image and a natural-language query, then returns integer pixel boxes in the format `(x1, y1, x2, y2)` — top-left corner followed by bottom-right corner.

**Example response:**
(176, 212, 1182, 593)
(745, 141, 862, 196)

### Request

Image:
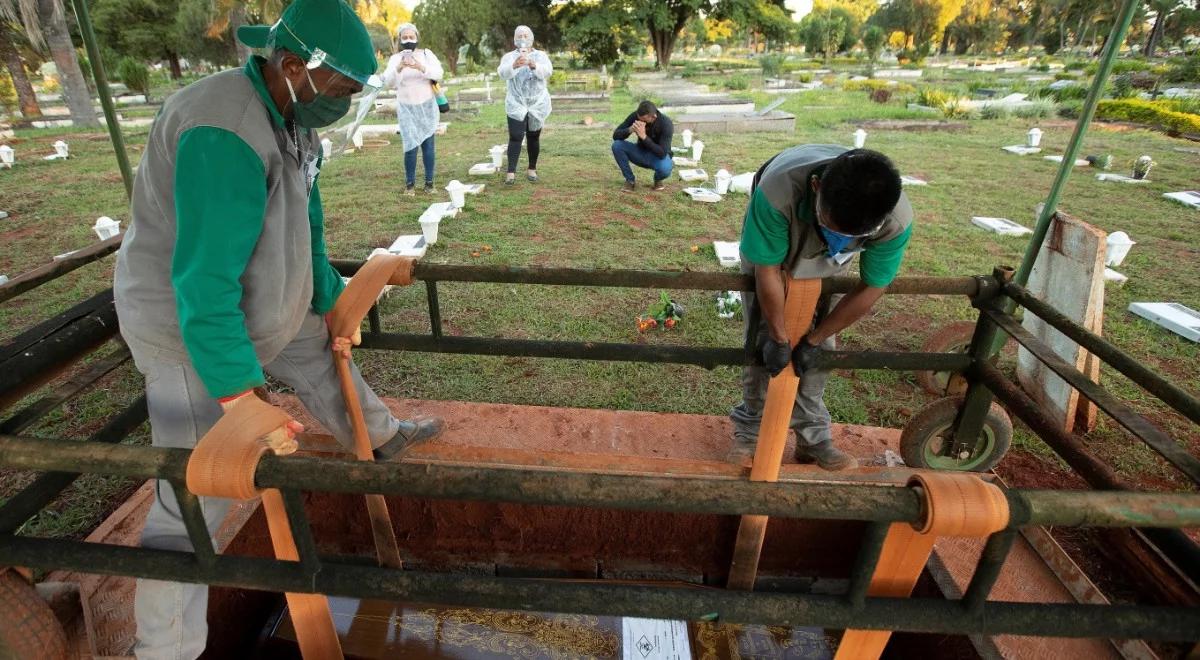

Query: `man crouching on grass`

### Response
(611, 100, 674, 192)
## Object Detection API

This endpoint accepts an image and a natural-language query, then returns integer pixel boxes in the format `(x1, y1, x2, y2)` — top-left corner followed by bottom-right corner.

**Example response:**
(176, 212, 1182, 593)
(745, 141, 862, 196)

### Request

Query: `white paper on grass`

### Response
(1163, 191, 1200, 209)
(621, 618, 691, 660)
(971, 216, 1033, 236)
(713, 241, 741, 267)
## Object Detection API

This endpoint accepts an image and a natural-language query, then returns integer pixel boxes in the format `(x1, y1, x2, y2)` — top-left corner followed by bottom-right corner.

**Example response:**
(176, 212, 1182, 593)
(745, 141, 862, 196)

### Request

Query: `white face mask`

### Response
(515, 36, 532, 49)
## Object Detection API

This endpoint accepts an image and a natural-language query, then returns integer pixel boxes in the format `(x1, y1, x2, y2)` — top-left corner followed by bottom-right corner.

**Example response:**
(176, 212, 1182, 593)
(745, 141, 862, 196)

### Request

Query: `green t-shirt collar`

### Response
(245, 56, 285, 129)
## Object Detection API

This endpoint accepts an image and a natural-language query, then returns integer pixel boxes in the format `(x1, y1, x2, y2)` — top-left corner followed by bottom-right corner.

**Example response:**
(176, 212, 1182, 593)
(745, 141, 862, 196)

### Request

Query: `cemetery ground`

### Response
(1, 81, 1198, 552)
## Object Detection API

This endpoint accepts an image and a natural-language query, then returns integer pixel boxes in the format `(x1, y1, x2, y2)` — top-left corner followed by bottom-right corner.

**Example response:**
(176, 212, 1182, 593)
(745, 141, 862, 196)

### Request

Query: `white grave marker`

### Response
(971, 216, 1033, 236)
(713, 241, 741, 267)
(682, 186, 722, 203)
(1163, 191, 1200, 210)
(1128, 303, 1200, 342)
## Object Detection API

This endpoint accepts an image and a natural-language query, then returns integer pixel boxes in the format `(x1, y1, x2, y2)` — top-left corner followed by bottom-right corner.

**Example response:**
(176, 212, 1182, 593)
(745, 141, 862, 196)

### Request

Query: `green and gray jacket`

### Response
(114, 56, 344, 398)
(740, 144, 913, 286)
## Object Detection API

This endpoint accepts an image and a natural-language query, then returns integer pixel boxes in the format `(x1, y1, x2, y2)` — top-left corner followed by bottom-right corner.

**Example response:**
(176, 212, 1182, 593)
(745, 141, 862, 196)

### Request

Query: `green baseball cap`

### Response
(237, 0, 379, 87)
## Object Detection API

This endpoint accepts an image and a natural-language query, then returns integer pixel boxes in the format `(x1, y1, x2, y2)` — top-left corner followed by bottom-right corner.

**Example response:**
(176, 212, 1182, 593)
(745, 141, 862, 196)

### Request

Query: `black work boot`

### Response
(373, 416, 446, 460)
(726, 433, 757, 464)
(795, 441, 858, 471)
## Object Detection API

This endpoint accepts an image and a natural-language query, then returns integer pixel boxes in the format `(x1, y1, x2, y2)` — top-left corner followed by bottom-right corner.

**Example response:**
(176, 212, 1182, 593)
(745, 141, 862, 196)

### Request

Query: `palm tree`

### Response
(0, 20, 42, 119)
(0, 0, 98, 126)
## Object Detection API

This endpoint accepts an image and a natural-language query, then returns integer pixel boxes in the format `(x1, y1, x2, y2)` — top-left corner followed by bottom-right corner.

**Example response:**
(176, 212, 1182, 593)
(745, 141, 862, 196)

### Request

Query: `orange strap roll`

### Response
(328, 254, 415, 338)
(185, 396, 344, 659)
(834, 473, 1011, 660)
(186, 396, 290, 500)
(908, 472, 1010, 537)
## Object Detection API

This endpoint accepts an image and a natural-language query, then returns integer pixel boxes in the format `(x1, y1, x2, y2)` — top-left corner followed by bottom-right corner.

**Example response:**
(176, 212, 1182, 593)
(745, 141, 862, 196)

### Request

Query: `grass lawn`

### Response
(1, 70, 1198, 541)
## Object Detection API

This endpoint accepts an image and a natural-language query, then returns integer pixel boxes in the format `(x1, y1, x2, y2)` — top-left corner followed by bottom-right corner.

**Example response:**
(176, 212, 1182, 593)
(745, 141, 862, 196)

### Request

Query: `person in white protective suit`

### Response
(497, 25, 552, 185)
(382, 22, 444, 194)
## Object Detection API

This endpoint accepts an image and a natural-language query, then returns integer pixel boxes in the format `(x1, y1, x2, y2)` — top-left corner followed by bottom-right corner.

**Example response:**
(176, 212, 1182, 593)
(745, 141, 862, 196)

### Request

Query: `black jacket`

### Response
(612, 111, 673, 158)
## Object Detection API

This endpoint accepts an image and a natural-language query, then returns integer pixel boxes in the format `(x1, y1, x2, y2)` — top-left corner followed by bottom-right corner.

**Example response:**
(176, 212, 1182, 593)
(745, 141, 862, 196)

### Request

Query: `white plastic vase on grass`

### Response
(436, 122, 449, 136)
(853, 128, 867, 149)
(351, 128, 364, 150)
(691, 140, 704, 161)
(321, 138, 333, 160)
(682, 129, 693, 148)
(1026, 127, 1042, 148)
(419, 214, 441, 245)
(1105, 231, 1135, 267)
(54, 140, 69, 159)
(715, 169, 732, 195)
(0, 145, 13, 168)
(729, 172, 755, 194)
(93, 216, 121, 241)
(446, 180, 467, 209)
(489, 145, 505, 168)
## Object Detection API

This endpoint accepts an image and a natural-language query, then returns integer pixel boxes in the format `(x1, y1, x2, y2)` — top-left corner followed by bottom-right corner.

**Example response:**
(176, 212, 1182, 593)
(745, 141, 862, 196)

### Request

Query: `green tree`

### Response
(638, 0, 706, 68)
(412, 0, 492, 73)
(861, 24, 886, 62)
(557, 1, 640, 67)
(799, 11, 848, 61)
(713, 0, 798, 50)
(869, 0, 940, 54)
(91, 0, 185, 78)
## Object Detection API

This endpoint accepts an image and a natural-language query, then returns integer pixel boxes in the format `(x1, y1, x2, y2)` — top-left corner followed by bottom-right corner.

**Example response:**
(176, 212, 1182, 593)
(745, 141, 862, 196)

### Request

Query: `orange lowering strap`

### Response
(187, 396, 343, 660)
(327, 254, 417, 570)
(727, 278, 823, 591)
(833, 472, 1011, 660)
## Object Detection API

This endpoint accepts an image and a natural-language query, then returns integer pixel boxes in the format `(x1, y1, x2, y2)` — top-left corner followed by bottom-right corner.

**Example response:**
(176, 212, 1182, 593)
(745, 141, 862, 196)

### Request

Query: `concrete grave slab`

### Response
(1044, 155, 1090, 166)
(971, 216, 1032, 236)
(1128, 302, 1200, 342)
(1002, 145, 1042, 155)
(1096, 173, 1149, 183)
(673, 111, 795, 134)
(1163, 191, 1200, 209)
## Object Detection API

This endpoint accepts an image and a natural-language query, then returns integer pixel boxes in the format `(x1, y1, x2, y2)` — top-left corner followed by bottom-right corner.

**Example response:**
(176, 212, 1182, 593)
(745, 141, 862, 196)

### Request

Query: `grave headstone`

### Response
(1163, 191, 1200, 210)
(1128, 303, 1200, 342)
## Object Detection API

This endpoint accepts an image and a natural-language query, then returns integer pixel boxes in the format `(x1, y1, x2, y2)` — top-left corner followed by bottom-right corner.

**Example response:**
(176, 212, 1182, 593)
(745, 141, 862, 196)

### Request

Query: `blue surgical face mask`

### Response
(818, 224, 856, 257)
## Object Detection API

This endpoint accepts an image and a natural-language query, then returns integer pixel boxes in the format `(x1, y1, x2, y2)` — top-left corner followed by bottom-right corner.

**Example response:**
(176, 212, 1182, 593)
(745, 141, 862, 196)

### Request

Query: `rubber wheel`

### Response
(915, 321, 976, 396)
(900, 396, 1013, 472)
(0, 570, 69, 660)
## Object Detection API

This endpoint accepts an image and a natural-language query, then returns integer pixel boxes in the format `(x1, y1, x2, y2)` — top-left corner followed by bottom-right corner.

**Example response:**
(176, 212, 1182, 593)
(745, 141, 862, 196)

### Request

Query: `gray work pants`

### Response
(130, 311, 399, 660)
(729, 291, 839, 450)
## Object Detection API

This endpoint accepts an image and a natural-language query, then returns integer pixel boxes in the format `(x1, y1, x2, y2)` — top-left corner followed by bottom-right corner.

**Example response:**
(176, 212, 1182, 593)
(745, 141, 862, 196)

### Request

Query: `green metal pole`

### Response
(991, 0, 1142, 355)
(69, 0, 134, 200)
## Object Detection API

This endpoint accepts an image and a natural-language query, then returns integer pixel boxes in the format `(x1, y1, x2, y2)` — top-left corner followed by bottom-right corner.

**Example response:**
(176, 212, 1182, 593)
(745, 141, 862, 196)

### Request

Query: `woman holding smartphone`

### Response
(497, 25, 553, 186)
(382, 22, 444, 194)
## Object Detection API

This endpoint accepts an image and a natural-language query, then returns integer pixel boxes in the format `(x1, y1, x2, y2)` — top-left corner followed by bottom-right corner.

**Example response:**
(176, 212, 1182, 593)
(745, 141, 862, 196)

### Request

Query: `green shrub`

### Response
(0, 70, 17, 114)
(870, 88, 892, 104)
(1085, 58, 1151, 76)
(796, 72, 813, 83)
(1095, 98, 1200, 135)
(915, 87, 952, 109)
(1036, 83, 1088, 102)
(1013, 99, 1056, 118)
(723, 74, 749, 91)
(1064, 60, 1088, 71)
(1165, 54, 1200, 84)
(1033, 63, 1051, 72)
(842, 79, 914, 94)
(1160, 96, 1200, 116)
(1057, 100, 1083, 119)
(117, 57, 151, 98)
(760, 53, 786, 77)
(1110, 74, 1138, 99)
(942, 98, 978, 119)
(680, 61, 702, 78)
(1053, 71, 1078, 81)
(979, 103, 1010, 119)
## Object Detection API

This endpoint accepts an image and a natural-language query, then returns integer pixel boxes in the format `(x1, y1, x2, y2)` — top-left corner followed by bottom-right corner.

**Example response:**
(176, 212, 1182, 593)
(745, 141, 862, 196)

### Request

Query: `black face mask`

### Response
(400, 41, 418, 51)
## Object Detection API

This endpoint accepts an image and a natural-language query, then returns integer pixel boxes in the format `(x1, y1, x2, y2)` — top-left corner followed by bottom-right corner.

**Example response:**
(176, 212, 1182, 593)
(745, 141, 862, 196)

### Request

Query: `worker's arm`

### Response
(497, 52, 518, 79)
(612, 112, 636, 141)
(171, 126, 268, 399)
(530, 51, 553, 79)
(740, 188, 791, 342)
(307, 170, 345, 315)
(804, 222, 913, 346)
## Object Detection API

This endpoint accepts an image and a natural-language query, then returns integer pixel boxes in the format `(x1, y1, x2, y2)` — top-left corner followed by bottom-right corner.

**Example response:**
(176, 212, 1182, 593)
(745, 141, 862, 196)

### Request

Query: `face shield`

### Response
(268, 20, 383, 158)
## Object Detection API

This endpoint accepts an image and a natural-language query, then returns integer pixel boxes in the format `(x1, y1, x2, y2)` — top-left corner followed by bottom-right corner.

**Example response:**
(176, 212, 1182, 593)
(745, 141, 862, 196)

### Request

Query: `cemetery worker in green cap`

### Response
(113, 0, 444, 656)
(729, 146, 912, 471)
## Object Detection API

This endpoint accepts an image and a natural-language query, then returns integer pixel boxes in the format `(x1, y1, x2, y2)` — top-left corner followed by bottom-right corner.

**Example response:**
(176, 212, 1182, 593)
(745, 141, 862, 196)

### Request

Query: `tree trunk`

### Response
(650, 27, 676, 69)
(37, 0, 98, 127)
(0, 27, 42, 119)
(168, 52, 182, 79)
(1145, 9, 1166, 58)
(940, 29, 951, 55)
(229, 4, 251, 65)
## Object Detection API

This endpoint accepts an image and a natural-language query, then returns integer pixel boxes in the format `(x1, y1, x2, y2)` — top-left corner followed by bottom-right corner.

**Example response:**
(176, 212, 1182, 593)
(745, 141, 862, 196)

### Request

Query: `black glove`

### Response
(792, 335, 822, 376)
(758, 335, 792, 377)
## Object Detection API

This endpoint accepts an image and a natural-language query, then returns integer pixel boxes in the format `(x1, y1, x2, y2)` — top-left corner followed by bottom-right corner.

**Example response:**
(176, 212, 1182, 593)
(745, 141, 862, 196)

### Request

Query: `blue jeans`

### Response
(611, 140, 673, 183)
(404, 134, 436, 186)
